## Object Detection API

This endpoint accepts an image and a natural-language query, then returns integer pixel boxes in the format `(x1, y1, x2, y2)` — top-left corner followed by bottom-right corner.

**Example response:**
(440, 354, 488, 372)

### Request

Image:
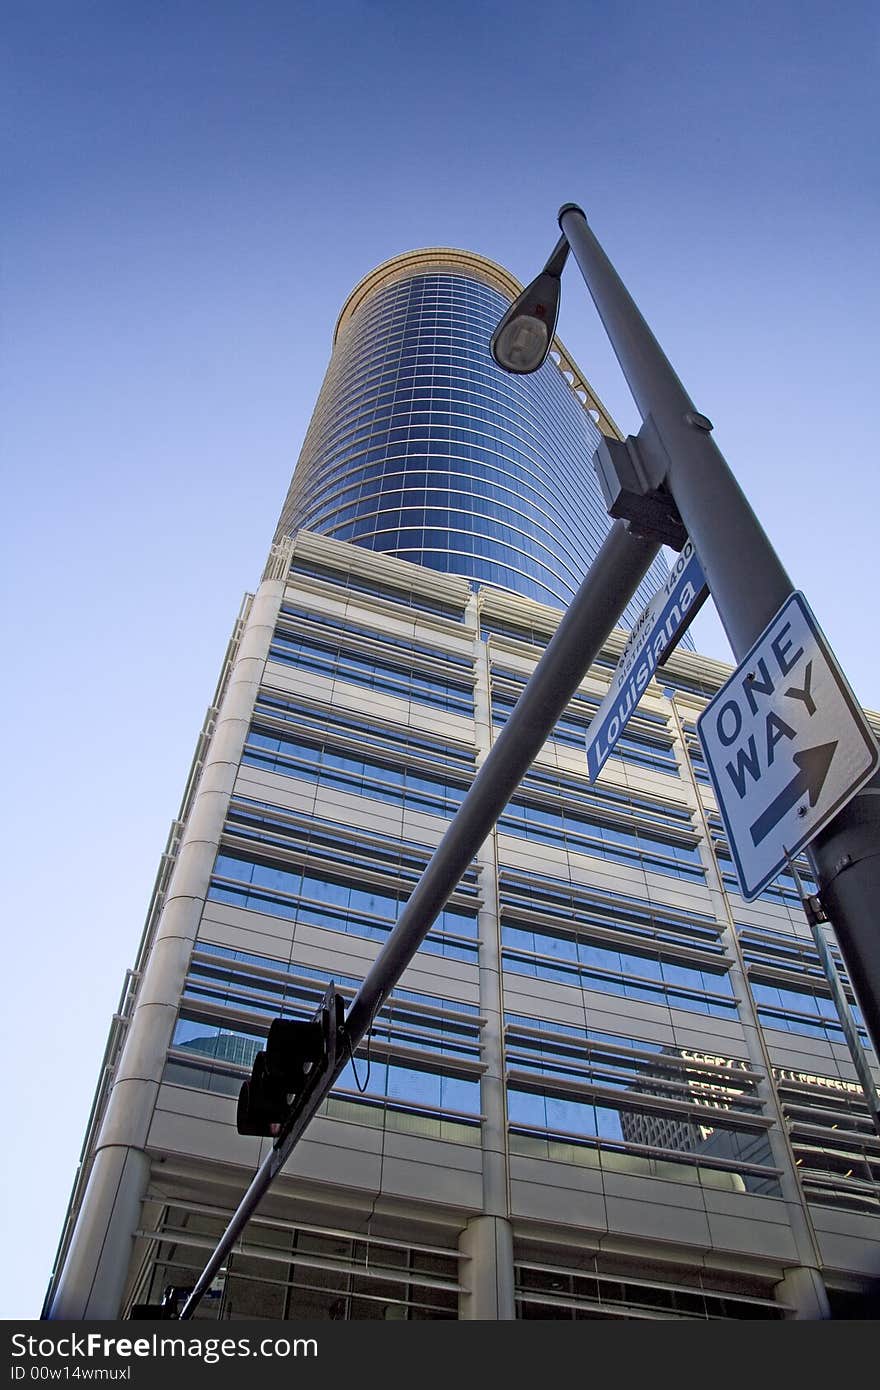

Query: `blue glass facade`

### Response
(276, 251, 672, 613)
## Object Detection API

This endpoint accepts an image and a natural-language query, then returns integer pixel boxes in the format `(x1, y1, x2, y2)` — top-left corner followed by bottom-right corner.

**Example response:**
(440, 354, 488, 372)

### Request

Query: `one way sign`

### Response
(697, 592, 879, 901)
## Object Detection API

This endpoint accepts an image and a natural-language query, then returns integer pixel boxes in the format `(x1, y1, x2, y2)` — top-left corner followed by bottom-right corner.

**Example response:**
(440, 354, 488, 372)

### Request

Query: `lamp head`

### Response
(490, 234, 569, 375)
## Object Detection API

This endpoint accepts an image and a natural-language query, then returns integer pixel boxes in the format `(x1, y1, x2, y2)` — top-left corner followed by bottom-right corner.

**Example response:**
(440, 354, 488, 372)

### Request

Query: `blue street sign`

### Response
(585, 539, 707, 781)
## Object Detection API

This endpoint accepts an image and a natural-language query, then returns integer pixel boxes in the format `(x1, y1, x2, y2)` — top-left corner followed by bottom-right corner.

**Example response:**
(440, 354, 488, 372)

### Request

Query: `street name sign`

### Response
(697, 592, 879, 901)
(585, 538, 707, 781)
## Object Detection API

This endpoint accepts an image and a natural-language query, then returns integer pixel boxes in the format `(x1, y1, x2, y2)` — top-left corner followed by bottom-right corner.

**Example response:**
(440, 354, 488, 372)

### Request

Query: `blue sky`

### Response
(2, 1, 878, 1318)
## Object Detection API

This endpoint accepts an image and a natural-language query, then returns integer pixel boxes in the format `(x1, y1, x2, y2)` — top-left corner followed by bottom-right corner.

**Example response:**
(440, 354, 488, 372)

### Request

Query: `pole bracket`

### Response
(593, 415, 687, 550)
(801, 892, 829, 927)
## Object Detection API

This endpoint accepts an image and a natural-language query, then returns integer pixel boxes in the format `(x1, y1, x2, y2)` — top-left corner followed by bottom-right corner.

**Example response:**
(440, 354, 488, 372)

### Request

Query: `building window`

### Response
(500, 790, 703, 881)
(504, 1014, 778, 1196)
(479, 615, 558, 648)
(207, 850, 478, 960)
(135, 1206, 461, 1320)
(288, 559, 466, 621)
(243, 725, 471, 821)
(513, 1247, 782, 1320)
(774, 1067, 880, 1216)
(167, 948, 483, 1141)
(252, 694, 475, 770)
(492, 668, 679, 776)
(737, 923, 868, 1044)
(749, 979, 867, 1045)
(502, 929, 736, 1018)
(220, 794, 481, 903)
(681, 719, 712, 784)
(269, 606, 474, 714)
(498, 873, 734, 1017)
(709, 819, 815, 903)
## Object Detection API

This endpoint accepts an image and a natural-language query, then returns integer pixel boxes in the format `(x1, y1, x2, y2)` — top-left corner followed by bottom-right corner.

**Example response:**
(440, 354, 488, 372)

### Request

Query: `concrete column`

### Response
(454, 624, 516, 1320)
(776, 1265, 830, 1319)
(458, 1215, 516, 1320)
(47, 569, 286, 1319)
(471, 634, 510, 1220)
(666, 689, 829, 1310)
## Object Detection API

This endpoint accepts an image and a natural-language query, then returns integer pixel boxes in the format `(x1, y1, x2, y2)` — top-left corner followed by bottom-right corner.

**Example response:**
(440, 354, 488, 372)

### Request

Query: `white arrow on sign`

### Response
(697, 592, 879, 901)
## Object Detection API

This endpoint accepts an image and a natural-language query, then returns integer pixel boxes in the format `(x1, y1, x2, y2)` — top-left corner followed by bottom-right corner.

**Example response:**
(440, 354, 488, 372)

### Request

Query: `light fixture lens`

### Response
(493, 315, 549, 373)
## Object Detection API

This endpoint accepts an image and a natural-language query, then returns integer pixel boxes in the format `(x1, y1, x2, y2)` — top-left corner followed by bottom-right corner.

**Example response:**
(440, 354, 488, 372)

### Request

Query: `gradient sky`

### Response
(2, 0, 878, 1319)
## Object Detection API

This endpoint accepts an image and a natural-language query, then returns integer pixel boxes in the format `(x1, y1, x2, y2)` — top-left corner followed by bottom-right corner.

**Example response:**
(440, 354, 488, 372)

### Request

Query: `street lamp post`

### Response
(511, 202, 880, 1055)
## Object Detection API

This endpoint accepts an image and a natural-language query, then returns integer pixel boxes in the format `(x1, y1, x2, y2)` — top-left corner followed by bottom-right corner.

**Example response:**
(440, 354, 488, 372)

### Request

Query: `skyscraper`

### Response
(275, 247, 672, 612)
(47, 251, 880, 1322)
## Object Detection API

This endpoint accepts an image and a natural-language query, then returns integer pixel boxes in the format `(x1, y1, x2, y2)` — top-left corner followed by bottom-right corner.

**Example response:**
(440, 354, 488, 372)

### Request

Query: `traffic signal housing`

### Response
(129, 1284, 192, 1319)
(236, 1003, 341, 1137)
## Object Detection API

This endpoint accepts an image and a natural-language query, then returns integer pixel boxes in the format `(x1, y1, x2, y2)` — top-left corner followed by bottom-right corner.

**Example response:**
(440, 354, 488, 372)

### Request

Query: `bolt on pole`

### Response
(558, 203, 880, 1056)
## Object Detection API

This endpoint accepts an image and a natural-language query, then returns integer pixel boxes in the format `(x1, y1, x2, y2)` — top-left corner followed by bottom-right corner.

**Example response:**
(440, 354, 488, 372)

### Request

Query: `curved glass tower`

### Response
(276, 248, 671, 614)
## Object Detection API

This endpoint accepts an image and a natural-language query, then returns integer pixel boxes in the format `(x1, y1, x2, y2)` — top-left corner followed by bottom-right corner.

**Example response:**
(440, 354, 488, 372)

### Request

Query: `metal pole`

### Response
(559, 202, 880, 1056)
(178, 519, 659, 1319)
(345, 523, 659, 1039)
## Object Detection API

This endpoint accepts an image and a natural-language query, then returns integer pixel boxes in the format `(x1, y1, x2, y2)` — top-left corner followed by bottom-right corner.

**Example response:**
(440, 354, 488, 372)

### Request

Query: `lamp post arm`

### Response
(558, 203, 791, 655)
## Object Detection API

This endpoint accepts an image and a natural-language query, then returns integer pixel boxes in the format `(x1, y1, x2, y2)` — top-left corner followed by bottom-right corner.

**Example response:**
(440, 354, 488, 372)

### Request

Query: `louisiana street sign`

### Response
(696, 592, 879, 901)
(585, 538, 707, 781)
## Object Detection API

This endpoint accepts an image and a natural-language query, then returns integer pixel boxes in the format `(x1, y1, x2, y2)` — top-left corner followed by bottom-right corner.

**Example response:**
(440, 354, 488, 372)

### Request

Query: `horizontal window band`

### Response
(135, 1228, 463, 1293)
(751, 995, 857, 1028)
(180, 990, 483, 1051)
(500, 809, 702, 858)
(220, 829, 451, 895)
(514, 1264, 784, 1313)
(504, 1021, 759, 1081)
(207, 885, 480, 958)
(490, 678, 672, 736)
(798, 1171, 880, 1198)
(267, 649, 474, 705)
(788, 1123, 880, 1158)
(499, 824, 705, 883)
(224, 793, 481, 891)
(174, 1014, 484, 1078)
(164, 1052, 483, 1120)
(505, 1047, 761, 1104)
(506, 1059, 762, 1116)
(511, 784, 697, 841)
(246, 715, 475, 777)
(211, 872, 473, 927)
(508, 1122, 782, 1180)
(255, 688, 477, 757)
(135, 1257, 460, 1316)
(279, 600, 474, 660)
(286, 563, 467, 620)
(500, 907, 727, 965)
(328, 1089, 483, 1127)
(775, 1077, 868, 1104)
(274, 620, 475, 682)
(506, 1069, 769, 1129)
(242, 751, 469, 808)
(145, 1191, 463, 1260)
(501, 949, 735, 1006)
(189, 946, 482, 1020)
(498, 871, 719, 931)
